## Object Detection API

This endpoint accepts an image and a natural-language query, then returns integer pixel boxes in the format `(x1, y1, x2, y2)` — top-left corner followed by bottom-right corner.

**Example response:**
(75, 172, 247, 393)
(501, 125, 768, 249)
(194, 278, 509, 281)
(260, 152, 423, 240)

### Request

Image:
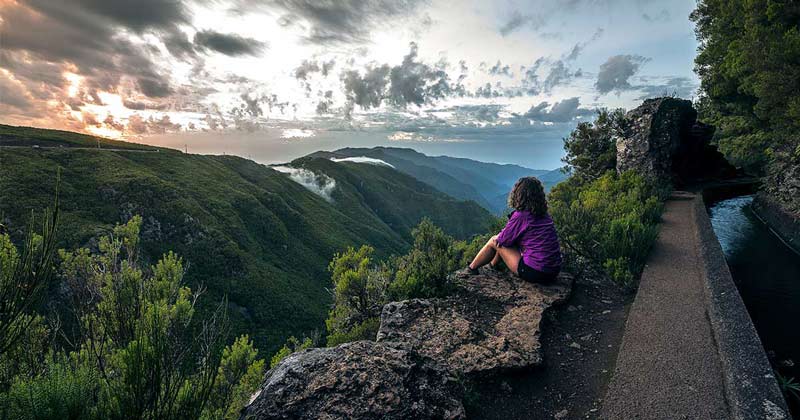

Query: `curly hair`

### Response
(508, 176, 547, 217)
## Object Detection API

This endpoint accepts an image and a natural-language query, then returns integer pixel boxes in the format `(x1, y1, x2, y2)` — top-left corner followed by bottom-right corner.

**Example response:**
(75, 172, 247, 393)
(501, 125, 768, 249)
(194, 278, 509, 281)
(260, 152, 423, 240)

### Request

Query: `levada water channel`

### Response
(707, 192, 800, 414)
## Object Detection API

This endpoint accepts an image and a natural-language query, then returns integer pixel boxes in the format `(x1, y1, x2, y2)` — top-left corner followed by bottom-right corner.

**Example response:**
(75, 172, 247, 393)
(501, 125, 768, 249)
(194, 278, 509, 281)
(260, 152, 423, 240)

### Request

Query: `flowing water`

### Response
(708, 195, 800, 405)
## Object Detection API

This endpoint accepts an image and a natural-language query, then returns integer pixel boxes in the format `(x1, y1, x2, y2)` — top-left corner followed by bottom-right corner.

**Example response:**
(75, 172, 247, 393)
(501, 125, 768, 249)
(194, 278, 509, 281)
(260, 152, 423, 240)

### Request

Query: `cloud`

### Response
(340, 42, 450, 113)
(331, 156, 395, 167)
(543, 60, 581, 93)
(387, 42, 450, 107)
(127, 114, 182, 134)
(564, 28, 604, 61)
(595, 54, 650, 95)
(642, 9, 671, 22)
(636, 76, 697, 100)
(252, 0, 426, 44)
(519, 97, 594, 123)
(489, 61, 513, 77)
(123, 99, 170, 111)
(272, 165, 337, 201)
(499, 10, 541, 36)
(194, 30, 266, 56)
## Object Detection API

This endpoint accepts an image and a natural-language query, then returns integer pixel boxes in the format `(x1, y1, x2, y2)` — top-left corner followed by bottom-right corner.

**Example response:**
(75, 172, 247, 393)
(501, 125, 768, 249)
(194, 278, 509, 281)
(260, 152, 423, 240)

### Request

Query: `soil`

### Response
(466, 269, 633, 420)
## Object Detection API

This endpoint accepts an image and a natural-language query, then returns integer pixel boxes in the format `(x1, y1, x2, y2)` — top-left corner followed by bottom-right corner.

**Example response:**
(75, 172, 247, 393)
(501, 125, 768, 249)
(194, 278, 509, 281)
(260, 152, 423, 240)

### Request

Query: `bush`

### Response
(202, 335, 265, 420)
(269, 336, 313, 368)
(0, 216, 266, 420)
(389, 218, 461, 299)
(324, 245, 390, 346)
(550, 171, 665, 288)
(561, 109, 627, 182)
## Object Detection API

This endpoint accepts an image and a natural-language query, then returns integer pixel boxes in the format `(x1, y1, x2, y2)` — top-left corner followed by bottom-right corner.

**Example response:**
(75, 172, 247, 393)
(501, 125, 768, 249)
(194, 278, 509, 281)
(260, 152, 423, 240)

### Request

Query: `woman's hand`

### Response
(491, 234, 500, 248)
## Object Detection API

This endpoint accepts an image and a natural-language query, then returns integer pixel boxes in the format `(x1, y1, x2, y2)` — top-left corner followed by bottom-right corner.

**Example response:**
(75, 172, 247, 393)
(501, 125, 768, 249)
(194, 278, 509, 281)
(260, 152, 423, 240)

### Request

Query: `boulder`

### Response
(376, 269, 573, 375)
(240, 340, 465, 420)
(616, 97, 736, 185)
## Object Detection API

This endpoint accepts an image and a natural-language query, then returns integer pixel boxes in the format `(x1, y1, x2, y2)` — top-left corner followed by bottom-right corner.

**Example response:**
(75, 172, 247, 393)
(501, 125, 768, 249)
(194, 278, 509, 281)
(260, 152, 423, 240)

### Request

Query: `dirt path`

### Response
(467, 269, 632, 419)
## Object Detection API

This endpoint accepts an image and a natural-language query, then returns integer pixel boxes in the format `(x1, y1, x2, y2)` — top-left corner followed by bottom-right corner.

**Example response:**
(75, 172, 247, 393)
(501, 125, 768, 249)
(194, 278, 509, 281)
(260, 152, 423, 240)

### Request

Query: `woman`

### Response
(467, 176, 562, 283)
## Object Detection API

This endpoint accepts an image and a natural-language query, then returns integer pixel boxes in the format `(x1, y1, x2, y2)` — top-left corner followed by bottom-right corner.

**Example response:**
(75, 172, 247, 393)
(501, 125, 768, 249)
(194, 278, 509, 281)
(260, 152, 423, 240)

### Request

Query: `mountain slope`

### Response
(308, 147, 567, 213)
(0, 126, 492, 353)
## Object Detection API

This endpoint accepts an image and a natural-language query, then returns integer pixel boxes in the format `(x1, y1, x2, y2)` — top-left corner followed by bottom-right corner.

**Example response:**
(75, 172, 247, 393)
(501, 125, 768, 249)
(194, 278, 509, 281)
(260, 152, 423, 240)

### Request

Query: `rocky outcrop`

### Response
(377, 269, 572, 375)
(242, 269, 573, 420)
(239, 341, 465, 420)
(616, 97, 736, 185)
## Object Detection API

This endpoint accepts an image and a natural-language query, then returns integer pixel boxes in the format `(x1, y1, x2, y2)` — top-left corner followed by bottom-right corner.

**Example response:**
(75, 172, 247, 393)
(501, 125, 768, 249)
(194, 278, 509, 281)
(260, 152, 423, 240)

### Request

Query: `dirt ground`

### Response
(466, 269, 633, 420)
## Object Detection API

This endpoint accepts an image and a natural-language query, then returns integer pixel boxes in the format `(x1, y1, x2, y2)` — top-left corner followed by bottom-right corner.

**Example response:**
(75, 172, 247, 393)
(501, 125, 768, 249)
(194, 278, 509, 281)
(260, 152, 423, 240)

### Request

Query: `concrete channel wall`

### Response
(602, 189, 789, 419)
(694, 191, 788, 420)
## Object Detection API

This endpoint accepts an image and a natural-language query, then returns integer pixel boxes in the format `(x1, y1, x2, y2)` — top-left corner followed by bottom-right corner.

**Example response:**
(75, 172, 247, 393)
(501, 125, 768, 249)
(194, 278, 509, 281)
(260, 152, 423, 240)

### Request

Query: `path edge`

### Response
(693, 191, 790, 420)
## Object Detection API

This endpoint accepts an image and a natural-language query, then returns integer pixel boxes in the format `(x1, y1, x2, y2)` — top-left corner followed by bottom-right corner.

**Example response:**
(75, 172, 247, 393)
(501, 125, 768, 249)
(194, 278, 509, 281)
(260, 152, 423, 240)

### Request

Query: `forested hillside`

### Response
(0, 126, 492, 353)
(309, 147, 566, 213)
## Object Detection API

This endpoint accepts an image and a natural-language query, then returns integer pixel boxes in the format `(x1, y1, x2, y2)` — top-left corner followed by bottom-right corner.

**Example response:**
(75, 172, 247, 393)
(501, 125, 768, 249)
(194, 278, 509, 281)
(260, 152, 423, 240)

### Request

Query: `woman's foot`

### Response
(466, 265, 480, 275)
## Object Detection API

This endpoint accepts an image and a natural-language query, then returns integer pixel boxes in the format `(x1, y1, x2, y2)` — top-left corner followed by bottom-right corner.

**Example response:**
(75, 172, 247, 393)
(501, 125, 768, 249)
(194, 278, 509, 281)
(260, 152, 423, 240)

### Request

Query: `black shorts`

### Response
(517, 260, 558, 284)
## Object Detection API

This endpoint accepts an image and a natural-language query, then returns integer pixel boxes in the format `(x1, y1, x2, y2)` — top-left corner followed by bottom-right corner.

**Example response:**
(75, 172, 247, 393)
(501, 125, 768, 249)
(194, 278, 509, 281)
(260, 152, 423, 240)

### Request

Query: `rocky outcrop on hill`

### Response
(239, 341, 465, 420)
(377, 269, 572, 375)
(616, 98, 736, 185)
(241, 269, 573, 420)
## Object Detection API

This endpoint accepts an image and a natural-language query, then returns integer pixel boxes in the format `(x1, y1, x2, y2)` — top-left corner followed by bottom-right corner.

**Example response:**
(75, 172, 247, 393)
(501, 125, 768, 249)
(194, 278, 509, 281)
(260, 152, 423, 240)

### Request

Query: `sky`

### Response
(0, 0, 700, 169)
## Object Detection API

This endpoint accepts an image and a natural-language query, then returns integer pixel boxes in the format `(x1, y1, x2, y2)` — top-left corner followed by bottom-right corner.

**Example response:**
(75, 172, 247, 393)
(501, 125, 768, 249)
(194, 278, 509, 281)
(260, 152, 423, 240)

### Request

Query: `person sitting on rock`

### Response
(466, 176, 562, 283)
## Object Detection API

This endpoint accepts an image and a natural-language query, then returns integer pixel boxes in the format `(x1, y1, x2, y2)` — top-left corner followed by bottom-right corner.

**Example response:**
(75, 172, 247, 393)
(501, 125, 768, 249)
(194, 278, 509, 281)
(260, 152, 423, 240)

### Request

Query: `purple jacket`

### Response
(496, 211, 562, 273)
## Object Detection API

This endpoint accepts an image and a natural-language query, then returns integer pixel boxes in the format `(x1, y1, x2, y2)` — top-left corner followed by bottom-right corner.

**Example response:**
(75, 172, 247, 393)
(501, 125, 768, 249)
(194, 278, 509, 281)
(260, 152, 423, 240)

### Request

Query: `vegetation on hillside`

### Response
(551, 109, 668, 288)
(0, 215, 263, 420)
(691, 0, 800, 175)
(0, 124, 159, 151)
(1, 140, 491, 355)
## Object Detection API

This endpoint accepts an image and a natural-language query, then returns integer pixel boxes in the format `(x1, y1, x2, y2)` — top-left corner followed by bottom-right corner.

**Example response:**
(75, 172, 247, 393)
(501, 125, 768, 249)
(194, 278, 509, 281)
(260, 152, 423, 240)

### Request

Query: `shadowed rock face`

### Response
(241, 269, 573, 419)
(377, 269, 573, 375)
(616, 97, 736, 185)
(239, 341, 465, 420)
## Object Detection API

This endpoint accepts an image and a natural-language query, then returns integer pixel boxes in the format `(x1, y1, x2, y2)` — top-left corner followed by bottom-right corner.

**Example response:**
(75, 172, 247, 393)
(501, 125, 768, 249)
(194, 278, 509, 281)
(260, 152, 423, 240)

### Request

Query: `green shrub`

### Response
(325, 245, 390, 346)
(269, 336, 313, 368)
(1, 356, 96, 420)
(389, 218, 461, 299)
(202, 335, 265, 420)
(1, 216, 265, 420)
(550, 171, 664, 288)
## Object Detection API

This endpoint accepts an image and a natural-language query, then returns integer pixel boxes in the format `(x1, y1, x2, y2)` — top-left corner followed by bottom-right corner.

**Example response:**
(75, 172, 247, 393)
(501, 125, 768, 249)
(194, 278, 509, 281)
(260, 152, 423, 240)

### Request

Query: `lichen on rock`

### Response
(239, 340, 465, 420)
(377, 268, 573, 375)
(241, 268, 573, 420)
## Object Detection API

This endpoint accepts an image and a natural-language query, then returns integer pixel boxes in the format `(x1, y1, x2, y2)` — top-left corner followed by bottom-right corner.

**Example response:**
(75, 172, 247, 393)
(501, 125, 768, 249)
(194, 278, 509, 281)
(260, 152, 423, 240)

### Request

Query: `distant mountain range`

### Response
(0, 124, 493, 353)
(308, 147, 566, 214)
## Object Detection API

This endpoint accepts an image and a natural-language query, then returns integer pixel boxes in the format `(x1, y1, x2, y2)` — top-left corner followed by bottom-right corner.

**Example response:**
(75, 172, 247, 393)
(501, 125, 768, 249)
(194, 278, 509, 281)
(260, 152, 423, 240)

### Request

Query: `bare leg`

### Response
(469, 235, 523, 274)
(490, 252, 501, 268)
(469, 236, 498, 270)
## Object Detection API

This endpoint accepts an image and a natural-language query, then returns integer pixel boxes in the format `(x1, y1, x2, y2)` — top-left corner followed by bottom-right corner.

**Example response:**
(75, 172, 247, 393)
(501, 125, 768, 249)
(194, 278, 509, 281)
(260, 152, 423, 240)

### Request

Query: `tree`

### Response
(562, 109, 627, 183)
(691, 0, 800, 173)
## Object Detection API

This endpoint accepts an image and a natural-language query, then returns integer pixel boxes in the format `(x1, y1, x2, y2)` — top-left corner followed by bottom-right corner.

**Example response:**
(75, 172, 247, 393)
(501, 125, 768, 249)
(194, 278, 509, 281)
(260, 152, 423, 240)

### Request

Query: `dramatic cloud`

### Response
(127, 114, 182, 135)
(258, 0, 426, 44)
(595, 54, 650, 95)
(340, 43, 450, 113)
(519, 97, 594, 123)
(194, 30, 266, 56)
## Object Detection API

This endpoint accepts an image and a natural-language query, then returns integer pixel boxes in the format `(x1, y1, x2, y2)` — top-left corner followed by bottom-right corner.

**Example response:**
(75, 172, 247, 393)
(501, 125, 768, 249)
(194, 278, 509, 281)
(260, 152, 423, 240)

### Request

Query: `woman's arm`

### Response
(495, 212, 524, 248)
